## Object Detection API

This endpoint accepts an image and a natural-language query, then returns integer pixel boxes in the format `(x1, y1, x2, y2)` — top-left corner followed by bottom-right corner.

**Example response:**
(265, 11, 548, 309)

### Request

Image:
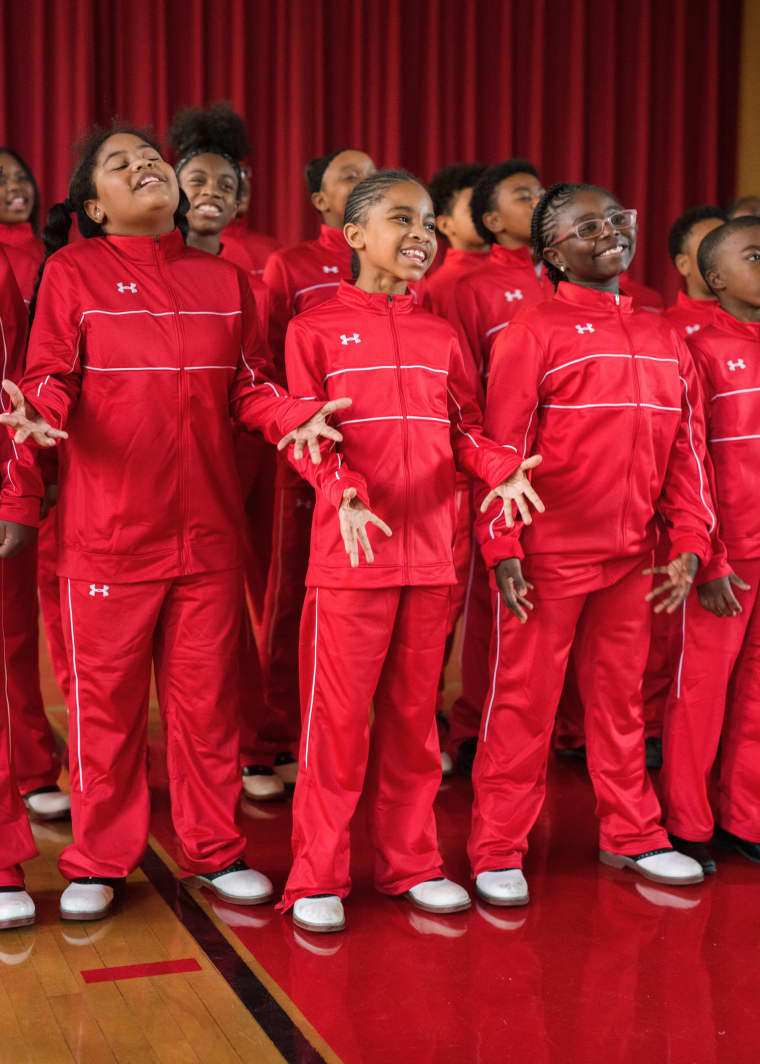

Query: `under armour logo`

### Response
(727, 359, 746, 372)
(685, 324, 701, 335)
(322, 265, 339, 274)
(89, 584, 110, 597)
(116, 282, 138, 294)
(504, 289, 523, 302)
(575, 323, 595, 334)
(295, 497, 314, 509)
(340, 333, 361, 345)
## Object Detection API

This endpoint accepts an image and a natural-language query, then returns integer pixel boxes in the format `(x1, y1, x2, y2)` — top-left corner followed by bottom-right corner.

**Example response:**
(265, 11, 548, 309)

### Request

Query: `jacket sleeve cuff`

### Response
(697, 556, 734, 585)
(668, 535, 711, 566)
(480, 535, 524, 570)
(483, 451, 524, 489)
(275, 397, 330, 438)
(0, 499, 41, 528)
(323, 471, 371, 511)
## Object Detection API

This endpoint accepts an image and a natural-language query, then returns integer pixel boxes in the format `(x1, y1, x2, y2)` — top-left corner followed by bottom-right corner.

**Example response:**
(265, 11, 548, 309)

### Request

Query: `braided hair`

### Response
(0, 147, 41, 235)
(31, 124, 188, 321)
(531, 182, 612, 288)
(343, 168, 426, 280)
(168, 102, 249, 194)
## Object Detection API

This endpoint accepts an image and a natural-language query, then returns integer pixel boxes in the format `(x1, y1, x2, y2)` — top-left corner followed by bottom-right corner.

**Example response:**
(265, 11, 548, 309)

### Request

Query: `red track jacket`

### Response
(664, 291, 718, 339)
(619, 272, 664, 313)
(476, 282, 716, 590)
(0, 247, 43, 525)
(285, 281, 521, 589)
(21, 230, 326, 583)
(0, 222, 43, 266)
(451, 244, 547, 383)
(222, 219, 280, 275)
(427, 248, 488, 319)
(687, 308, 760, 580)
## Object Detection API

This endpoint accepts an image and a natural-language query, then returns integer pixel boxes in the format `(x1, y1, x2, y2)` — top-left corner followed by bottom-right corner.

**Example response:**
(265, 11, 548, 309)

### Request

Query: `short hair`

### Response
(343, 168, 427, 278)
(428, 163, 486, 217)
(531, 181, 613, 288)
(304, 150, 350, 195)
(667, 205, 727, 263)
(726, 195, 760, 220)
(470, 159, 540, 244)
(697, 216, 760, 290)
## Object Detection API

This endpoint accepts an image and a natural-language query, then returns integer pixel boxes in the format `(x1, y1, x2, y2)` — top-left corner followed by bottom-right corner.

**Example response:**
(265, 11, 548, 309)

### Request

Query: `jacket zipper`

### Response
(617, 292, 641, 553)
(388, 294, 411, 582)
(154, 235, 190, 573)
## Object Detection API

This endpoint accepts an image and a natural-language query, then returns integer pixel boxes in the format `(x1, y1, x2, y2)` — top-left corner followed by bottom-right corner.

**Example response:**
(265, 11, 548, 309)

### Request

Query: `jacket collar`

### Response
(102, 228, 186, 263)
(555, 280, 634, 314)
(489, 243, 534, 270)
(711, 305, 760, 341)
(318, 224, 350, 254)
(676, 290, 717, 313)
(444, 248, 487, 268)
(0, 221, 36, 246)
(336, 278, 416, 314)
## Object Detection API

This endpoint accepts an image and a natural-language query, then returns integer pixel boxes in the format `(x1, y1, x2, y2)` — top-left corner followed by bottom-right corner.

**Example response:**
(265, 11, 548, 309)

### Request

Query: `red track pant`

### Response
(0, 560, 38, 887)
(280, 585, 449, 910)
(58, 570, 247, 881)
(259, 458, 313, 747)
(662, 556, 760, 843)
(3, 541, 61, 795)
(448, 545, 492, 750)
(469, 558, 669, 874)
(234, 430, 276, 625)
(38, 510, 71, 703)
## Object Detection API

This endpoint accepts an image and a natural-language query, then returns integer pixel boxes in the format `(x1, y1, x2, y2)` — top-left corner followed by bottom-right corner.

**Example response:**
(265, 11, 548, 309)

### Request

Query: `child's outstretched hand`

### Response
(480, 454, 545, 528)
(0, 380, 68, 448)
(338, 487, 392, 568)
(644, 552, 699, 614)
(697, 572, 750, 618)
(277, 397, 352, 464)
(495, 557, 535, 623)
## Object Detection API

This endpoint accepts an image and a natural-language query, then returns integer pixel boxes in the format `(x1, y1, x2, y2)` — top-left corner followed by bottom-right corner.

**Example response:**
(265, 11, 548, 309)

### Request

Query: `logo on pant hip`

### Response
(88, 584, 110, 597)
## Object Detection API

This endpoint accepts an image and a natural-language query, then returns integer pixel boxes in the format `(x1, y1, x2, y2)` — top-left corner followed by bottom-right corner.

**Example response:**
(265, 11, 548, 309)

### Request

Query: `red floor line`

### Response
(80, 957, 202, 983)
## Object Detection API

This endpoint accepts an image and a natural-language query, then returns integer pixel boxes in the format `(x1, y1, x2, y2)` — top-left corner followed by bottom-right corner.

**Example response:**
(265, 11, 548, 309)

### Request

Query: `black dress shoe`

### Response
(645, 737, 663, 769)
(668, 834, 717, 874)
(456, 737, 478, 776)
(554, 743, 587, 762)
(714, 826, 760, 863)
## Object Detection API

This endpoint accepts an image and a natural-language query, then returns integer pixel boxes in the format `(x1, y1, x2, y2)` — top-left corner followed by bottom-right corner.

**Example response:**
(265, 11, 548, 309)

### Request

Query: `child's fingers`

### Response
(520, 454, 542, 471)
(642, 566, 669, 577)
(523, 482, 545, 513)
(318, 423, 343, 443)
(357, 526, 374, 564)
(291, 437, 303, 460)
(479, 488, 497, 512)
(307, 437, 322, 464)
(368, 513, 392, 537)
(514, 494, 533, 526)
(320, 397, 352, 415)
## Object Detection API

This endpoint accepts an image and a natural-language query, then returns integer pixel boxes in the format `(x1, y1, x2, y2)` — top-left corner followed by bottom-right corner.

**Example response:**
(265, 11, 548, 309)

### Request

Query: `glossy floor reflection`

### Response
(149, 744, 759, 1064)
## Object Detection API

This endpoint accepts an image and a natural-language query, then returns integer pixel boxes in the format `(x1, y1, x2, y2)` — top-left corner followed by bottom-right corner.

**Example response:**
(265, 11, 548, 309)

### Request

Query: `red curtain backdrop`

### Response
(0, 0, 741, 301)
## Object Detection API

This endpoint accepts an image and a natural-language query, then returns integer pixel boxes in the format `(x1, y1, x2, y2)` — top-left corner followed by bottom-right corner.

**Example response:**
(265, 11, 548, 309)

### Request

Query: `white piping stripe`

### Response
(186, 364, 237, 370)
(66, 580, 85, 791)
(522, 404, 538, 459)
(676, 599, 687, 699)
(1, 562, 11, 762)
(711, 386, 760, 402)
(304, 589, 319, 771)
(79, 309, 241, 324)
(294, 282, 340, 300)
(324, 364, 448, 381)
(484, 321, 511, 339)
(680, 374, 716, 533)
(710, 434, 760, 443)
(0, 315, 7, 413)
(85, 365, 180, 372)
(458, 539, 478, 667)
(540, 402, 680, 412)
(540, 353, 680, 384)
(482, 594, 501, 742)
(447, 386, 479, 449)
(337, 415, 450, 427)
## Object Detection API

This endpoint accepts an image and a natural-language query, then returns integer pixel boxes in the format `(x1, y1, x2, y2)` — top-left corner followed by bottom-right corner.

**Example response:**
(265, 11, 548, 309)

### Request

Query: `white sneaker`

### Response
(440, 750, 454, 777)
(403, 877, 471, 914)
(600, 848, 704, 885)
(475, 868, 530, 907)
(273, 754, 299, 787)
(60, 882, 115, 921)
(292, 895, 345, 933)
(189, 860, 273, 905)
(241, 766, 286, 802)
(0, 889, 35, 929)
(23, 787, 71, 821)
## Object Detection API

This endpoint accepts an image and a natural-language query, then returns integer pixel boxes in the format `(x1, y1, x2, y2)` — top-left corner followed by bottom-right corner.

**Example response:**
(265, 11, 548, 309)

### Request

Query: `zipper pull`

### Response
(615, 293, 620, 305)
(388, 294, 393, 304)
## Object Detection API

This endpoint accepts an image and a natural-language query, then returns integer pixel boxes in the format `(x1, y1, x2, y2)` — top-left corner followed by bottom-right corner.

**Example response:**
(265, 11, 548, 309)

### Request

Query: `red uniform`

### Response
(447, 245, 548, 752)
(663, 291, 718, 339)
(278, 281, 518, 908)
(426, 248, 488, 319)
(22, 230, 325, 880)
(222, 219, 280, 275)
(662, 309, 760, 843)
(619, 271, 664, 313)
(0, 222, 43, 267)
(469, 281, 715, 873)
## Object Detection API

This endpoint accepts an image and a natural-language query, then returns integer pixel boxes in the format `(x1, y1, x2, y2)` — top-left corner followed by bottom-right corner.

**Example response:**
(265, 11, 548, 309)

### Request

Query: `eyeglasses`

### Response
(550, 209, 638, 246)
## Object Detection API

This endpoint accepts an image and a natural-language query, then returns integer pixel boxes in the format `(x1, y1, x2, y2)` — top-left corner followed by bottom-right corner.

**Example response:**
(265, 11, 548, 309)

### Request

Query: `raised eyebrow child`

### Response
(661, 216, 760, 871)
(0, 125, 348, 923)
(277, 168, 543, 934)
(468, 182, 716, 907)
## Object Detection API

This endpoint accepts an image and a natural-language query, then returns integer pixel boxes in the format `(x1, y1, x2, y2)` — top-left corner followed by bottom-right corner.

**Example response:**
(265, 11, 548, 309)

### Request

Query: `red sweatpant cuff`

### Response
(0, 864, 26, 888)
(378, 866, 446, 897)
(277, 885, 351, 914)
(178, 841, 247, 879)
(599, 830, 670, 856)
(471, 855, 524, 876)
(19, 765, 63, 795)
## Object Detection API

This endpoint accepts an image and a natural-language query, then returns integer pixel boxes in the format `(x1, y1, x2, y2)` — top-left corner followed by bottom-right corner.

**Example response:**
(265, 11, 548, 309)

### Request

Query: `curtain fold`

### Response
(0, 0, 740, 300)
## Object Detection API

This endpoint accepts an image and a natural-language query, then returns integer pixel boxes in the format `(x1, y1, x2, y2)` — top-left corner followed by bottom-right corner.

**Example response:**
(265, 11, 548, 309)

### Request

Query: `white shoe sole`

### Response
(475, 886, 530, 908)
(186, 878, 273, 906)
(402, 892, 471, 915)
(0, 914, 35, 930)
(60, 903, 113, 922)
(599, 850, 704, 885)
(240, 784, 286, 803)
(292, 912, 346, 934)
(23, 798, 71, 822)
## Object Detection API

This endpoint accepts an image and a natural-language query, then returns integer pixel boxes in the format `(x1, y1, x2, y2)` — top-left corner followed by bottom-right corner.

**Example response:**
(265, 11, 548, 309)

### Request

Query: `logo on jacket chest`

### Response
(322, 265, 339, 274)
(685, 324, 701, 335)
(727, 359, 747, 372)
(575, 323, 595, 334)
(340, 333, 361, 345)
(504, 289, 523, 303)
(116, 282, 138, 294)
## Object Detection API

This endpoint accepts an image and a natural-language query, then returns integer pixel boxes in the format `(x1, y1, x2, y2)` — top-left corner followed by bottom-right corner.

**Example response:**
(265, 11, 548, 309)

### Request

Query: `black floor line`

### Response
(140, 845, 328, 1064)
